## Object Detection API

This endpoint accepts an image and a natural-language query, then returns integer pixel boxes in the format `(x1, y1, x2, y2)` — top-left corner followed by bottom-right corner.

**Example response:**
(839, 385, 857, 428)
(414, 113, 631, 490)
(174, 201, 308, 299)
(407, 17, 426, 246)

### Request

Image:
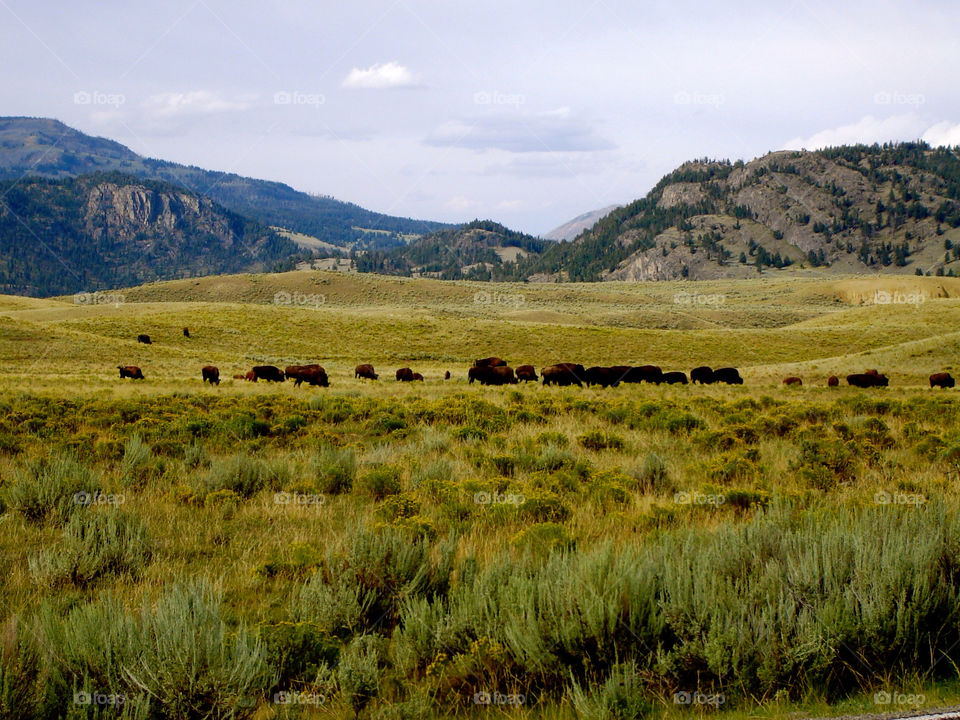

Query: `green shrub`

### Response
(578, 431, 625, 451)
(337, 635, 382, 716)
(511, 522, 574, 555)
(452, 426, 487, 441)
(202, 454, 275, 498)
(259, 621, 338, 692)
(518, 493, 571, 523)
(119, 434, 153, 484)
(0, 617, 44, 720)
(311, 445, 357, 494)
(569, 660, 650, 720)
(631, 452, 671, 494)
(359, 465, 403, 500)
(536, 431, 569, 447)
(2, 453, 97, 525)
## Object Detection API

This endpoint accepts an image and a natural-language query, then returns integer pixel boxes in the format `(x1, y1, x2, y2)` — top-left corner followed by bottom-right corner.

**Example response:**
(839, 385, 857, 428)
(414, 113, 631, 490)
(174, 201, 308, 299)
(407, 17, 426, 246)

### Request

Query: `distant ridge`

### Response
(542, 205, 621, 241)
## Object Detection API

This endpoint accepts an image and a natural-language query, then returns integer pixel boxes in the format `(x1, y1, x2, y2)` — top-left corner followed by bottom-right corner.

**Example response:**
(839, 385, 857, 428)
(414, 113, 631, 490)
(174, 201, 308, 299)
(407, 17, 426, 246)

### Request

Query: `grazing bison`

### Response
(847, 372, 889, 388)
(713, 367, 744, 385)
(355, 364, 378, 380)
(930, 372, 955, 389)
(118, 365, 144, 380)
(783, 376, 802, 386)
(396, 367, 415, 382)
(201, 365, 220, 385)
(541, 363, 585, 387)
(474, 357, 507, 368)
(444, 370, 451, 380)
(137, 334, 151, 344)
(585, 366, 621, 388)
(515, 365, 538, 383)
(622, 365, 663, 384)
(662, 371, 688, 384)
(252, 365, 285, 382)
(285, 364, 329, 387)
(690, 366, 715, 384)
(183, 327, 190, 338)
(411, 372, 424, 382)
(469, 365, 517, 385)
(827, 375, 839, 387)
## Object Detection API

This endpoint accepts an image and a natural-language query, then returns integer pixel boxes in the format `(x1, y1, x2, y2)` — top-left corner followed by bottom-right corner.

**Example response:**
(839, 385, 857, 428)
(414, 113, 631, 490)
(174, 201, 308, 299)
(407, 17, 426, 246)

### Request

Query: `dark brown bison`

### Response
(783, 376, 802, 386)
(355, 364, 378, 380)
(411, 372, 424, 382)
(584, 366, 621, 388)
(444, 370, 451, 380)
(183, 327, 190, 338)
(847, 372, 889, 388)
(474, 357, 507, 368)
(244, 370, 256, 382)
(515, 365, 538, 383)
(252, 365, 285, 382)
(118, 365, 144, 380)
(622, 365, 663, 384)
(396, 367, 415, 382)
(930, 372, 955, 389)
(827, 375, 839, 387)
(469, 365, 517, 385)
(713, 367, 744, 385)
(285, 364, 329, 387)
(690, 366, 715, 384)
(201, 365, 220, 385)
(662, 371, 688, 384)
(137, 334, 151, 344)
(541, 363, 585, 387)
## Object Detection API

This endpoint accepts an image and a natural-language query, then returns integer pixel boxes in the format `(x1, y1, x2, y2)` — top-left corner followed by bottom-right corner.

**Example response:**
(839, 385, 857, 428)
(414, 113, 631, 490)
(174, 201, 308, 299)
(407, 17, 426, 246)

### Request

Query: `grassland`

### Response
(2, 271, 960, 719)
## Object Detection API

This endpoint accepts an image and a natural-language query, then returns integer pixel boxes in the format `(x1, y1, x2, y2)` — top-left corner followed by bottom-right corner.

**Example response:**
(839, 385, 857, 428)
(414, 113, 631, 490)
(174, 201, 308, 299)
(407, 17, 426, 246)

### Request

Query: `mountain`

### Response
(0, 117, 449, 249)
(0, 172, 298, 296)
(354, 220, 551, 280)
(523, 143, 960, 281)
(542, 205, 621, 241)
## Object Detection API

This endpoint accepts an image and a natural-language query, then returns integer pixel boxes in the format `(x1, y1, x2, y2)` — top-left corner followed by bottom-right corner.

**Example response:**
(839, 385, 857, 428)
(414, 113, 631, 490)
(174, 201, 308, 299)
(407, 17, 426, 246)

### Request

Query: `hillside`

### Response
(354, 219, 551, 280)
(0, 172, 298, 296)
(524, 142, 960, 281)
(0, 117, 449, 248)
(542, 204, 620, 241)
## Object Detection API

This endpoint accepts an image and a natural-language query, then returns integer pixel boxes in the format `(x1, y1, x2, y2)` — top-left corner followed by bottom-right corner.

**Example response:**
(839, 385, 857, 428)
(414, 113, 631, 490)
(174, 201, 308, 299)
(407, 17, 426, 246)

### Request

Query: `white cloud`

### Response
(342, 61, 418, 89)
(142, 90, 255, 118)
(922, 121, 960, 148)
(444, 195, 482, 212)
(426, 111, 614, 154)
(781, 115, 930, 151)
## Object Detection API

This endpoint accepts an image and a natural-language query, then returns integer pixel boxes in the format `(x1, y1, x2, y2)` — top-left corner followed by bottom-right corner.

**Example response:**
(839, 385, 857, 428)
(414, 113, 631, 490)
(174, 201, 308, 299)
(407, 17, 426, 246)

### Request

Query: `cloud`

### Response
(342, 61, 418, 89)
(425, 111, 614, 154)
(142, 90, 255, 118)
(781, 114, 960, 151)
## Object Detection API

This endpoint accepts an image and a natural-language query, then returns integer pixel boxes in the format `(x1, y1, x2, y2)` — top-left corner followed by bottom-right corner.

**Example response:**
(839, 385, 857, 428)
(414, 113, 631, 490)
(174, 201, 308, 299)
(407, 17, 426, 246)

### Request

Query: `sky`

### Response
(1, 0, 959, 235)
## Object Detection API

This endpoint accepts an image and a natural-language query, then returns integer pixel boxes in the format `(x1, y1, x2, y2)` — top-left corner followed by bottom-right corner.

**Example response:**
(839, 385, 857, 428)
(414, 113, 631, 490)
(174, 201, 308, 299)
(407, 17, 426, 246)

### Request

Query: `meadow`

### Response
(2, 271, 960, 719)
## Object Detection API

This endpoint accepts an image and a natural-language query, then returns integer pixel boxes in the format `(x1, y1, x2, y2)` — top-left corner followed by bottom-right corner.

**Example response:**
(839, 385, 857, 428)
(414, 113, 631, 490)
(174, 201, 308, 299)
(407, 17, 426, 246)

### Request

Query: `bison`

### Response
(783, 376, 802, 386)
(118, 365, 144, 380)
(584, 366, 621, 388)
(690, 366, 714, 384)
(411, 372, 424, 382)
(847, 372, 889, 388)
(444, 371, 451, 380)
(622, 365, 663, 384)
(515, 365, 539, 383)
(474, 357, 507, 368)
(827, 375, 839, 387)
(137, 334, 151, 344)
(244, 370, 256, 382)
(930, 372, 955, 389)
(396, 367, 415, 382)
(201, 365, 220, 385)
(713, 367, 744, 385)
(285, 364, 329, 387)
(355, 364, 378, 380)
(541, 363, 585, 387)
(252, 365, 285, 382)
(469, 365, 517, 385)
(662, 371, 688, 384)
(183, 327, 190, 338)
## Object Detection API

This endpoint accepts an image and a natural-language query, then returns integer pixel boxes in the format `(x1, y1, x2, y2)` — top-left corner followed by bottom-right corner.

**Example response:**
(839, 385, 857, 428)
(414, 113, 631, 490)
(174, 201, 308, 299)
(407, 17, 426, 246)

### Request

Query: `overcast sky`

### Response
(2, 0, 959, 234)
